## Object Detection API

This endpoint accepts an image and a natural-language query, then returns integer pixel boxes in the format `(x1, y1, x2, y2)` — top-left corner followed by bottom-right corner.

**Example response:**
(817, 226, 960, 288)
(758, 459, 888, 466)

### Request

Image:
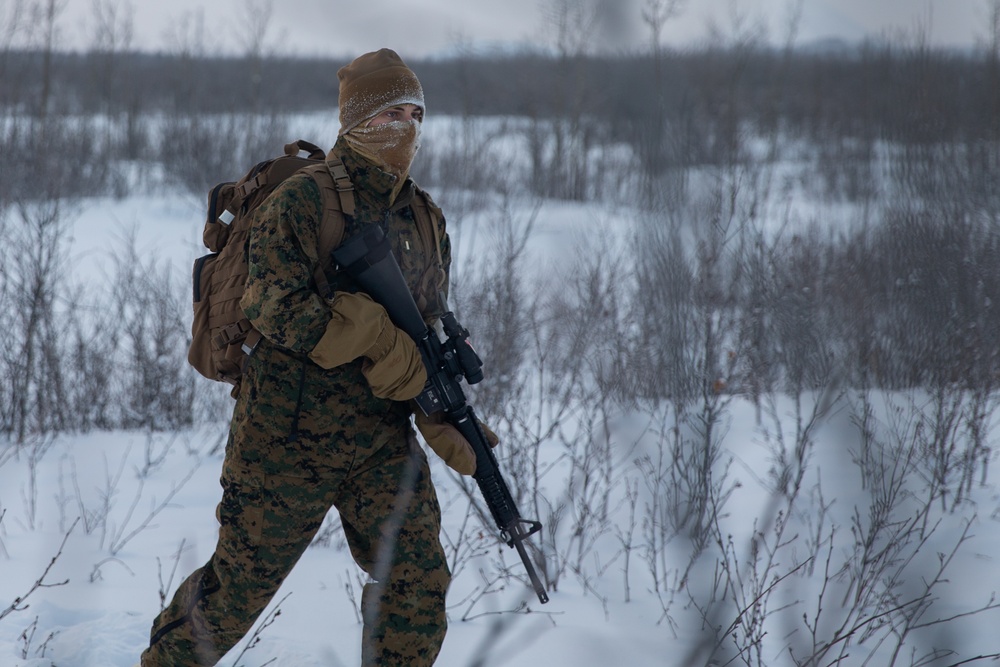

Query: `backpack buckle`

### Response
(237, 174, 264, 199)
(241, 329, 263, 357)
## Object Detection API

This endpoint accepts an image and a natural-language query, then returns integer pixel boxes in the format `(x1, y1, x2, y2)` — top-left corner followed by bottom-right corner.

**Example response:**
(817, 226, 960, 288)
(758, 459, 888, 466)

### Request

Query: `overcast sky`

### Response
(26, 0, 994, 58)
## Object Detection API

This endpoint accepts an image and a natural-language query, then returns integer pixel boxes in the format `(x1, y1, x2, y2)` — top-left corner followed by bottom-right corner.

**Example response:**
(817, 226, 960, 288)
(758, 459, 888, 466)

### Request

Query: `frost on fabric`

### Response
(355, 120, 422, 148)
(340, 80, 425, 132)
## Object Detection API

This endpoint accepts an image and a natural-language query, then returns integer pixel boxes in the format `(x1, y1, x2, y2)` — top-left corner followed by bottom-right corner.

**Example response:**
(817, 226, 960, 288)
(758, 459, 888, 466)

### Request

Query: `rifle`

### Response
(333, 224, 550, 605)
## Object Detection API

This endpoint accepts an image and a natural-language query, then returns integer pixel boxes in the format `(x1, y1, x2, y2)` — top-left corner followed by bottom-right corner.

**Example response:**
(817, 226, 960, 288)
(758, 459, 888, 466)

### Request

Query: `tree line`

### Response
(3, 42, 999, 143)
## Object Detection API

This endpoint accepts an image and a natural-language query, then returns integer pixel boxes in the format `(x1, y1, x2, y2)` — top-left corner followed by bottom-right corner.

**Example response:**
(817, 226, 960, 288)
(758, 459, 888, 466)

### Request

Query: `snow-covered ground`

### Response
(3, 394, 999, 666)
(2, 116, 1000, 666)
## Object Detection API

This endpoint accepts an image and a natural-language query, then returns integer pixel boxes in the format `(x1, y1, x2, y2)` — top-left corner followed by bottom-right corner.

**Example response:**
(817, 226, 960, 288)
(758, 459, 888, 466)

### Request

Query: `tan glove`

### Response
(361, 326, 426, 401)
(309, 291, 427, 401)
(414, 411, 500, 476)
(479, 420, 500, 448)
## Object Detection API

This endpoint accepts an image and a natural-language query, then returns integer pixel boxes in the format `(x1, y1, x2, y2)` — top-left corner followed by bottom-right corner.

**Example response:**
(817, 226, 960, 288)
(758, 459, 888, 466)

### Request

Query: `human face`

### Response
(366, 104, 423, 126)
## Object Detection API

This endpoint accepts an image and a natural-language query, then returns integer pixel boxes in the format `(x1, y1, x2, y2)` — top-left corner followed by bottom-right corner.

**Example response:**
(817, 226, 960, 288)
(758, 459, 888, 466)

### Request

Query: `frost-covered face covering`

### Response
(343, 118, 421, 184)
(337, 48, 425, 198)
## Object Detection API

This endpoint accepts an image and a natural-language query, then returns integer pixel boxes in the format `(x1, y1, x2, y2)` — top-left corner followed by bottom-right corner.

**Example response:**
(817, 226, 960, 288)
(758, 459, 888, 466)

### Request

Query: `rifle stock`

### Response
(333, 224, 549, 605)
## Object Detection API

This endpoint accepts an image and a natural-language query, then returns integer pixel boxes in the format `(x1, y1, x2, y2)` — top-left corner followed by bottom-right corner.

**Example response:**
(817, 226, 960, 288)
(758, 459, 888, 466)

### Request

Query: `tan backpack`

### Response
(187, 139, 442, 396)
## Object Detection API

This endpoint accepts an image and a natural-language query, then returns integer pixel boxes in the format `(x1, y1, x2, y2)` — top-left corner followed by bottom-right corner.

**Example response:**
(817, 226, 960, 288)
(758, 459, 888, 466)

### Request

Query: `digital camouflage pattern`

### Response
(142, 138, 453, 667)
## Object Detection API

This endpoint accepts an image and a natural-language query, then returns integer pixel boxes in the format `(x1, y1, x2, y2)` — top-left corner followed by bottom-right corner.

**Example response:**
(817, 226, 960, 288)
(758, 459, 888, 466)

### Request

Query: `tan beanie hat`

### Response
(337, 48, 425, 135)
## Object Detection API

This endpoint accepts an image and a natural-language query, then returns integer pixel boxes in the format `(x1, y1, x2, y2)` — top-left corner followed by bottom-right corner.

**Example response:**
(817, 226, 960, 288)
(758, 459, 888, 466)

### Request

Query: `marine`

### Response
(140, 48, 476, 667)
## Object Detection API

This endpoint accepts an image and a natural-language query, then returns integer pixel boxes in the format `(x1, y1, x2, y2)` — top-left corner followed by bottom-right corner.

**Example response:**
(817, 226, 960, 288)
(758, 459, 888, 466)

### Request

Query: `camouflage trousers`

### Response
(141, 421, 450, 666)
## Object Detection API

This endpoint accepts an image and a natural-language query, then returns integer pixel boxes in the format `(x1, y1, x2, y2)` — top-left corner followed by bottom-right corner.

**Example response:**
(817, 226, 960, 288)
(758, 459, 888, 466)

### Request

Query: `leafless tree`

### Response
(641, 0, 684, 57)
(27, 0, 67, 121)
(4, 200, 68, 441)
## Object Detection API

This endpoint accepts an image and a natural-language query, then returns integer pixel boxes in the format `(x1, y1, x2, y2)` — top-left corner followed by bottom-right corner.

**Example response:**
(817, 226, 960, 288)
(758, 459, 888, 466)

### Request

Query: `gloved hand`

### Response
(414, 410, 499, 476)
(308, 291, 427, 401)
(361, 325, 426, 400)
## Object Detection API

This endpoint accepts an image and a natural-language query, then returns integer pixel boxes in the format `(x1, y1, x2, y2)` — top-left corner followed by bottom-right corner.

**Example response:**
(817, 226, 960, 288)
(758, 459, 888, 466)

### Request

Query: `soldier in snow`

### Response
(141, 48, 487, 667)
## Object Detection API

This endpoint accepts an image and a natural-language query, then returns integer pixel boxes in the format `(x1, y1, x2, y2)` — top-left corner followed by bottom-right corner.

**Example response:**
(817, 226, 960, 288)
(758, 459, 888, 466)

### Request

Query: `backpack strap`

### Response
(223, 142, 327, 224)
(410, 189, 443, 269)
(300, 156, 443, 311)
(301, 154, 354, 299)
(325, 153, 356, 217)
(410, 187, 447, 316)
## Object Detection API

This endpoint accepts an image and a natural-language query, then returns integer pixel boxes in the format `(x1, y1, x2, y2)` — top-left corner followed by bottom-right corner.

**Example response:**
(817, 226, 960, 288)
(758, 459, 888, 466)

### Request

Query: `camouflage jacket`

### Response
(235, 138, 451, 457)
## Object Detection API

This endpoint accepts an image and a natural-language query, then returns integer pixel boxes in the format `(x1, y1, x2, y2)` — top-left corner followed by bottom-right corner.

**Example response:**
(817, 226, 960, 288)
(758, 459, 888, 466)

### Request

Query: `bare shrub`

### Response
(449, 199, 639, 603)
(228, 592, 291, 667)
(446, 196, 550, 593)
(66, 438, 200, 563)
(0, 517, 77, 624)
(2, 200, 70, 440)
(156, 539, 190, 612)
(0, 114, 119, 202)
(534, 237, 634, 596)
(0, 216, 206, 434)
(105, 229, 195, 430)
(63, 280, 120, 431)
(675, 388, 1000, 667)
(158, 112, 290, 197)
(412, 116, 517, 224)
(632, 208, 697, 403)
